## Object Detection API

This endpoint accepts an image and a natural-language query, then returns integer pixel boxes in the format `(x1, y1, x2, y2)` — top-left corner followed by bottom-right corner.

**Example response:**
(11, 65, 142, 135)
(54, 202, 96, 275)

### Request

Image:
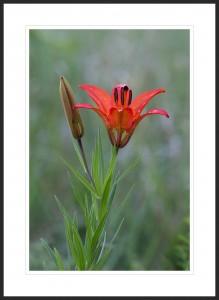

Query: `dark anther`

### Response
(128, 90, 132, 105)
(114, 88, 118, 103)
(121, 87, 124, 105)
(123, 85, 128, 91)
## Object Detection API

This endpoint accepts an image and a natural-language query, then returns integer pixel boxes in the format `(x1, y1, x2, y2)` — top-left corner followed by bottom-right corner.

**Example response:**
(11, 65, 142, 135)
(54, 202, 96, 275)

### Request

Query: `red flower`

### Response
(73, 83, 169, 148)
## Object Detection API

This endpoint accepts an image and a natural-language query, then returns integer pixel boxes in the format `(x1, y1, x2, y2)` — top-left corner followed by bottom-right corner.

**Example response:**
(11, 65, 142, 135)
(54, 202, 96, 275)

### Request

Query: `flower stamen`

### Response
(121, 87, 124, 105)
(128, 90, 132, 106)
(114, 88, 118, 104)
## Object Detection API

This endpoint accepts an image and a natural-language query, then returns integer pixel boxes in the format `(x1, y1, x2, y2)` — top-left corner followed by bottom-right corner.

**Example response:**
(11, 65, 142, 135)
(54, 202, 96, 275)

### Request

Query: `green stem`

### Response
(77, 138, 96, 189)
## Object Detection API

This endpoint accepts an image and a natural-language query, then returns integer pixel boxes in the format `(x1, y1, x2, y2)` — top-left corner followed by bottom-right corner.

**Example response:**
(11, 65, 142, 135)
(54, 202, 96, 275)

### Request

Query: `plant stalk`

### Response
(77, 138, 96, 189)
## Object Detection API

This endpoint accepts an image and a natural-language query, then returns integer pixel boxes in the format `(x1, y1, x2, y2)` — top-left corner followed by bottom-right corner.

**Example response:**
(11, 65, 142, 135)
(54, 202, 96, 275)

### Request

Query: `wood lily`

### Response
(74, 83, 169, 148)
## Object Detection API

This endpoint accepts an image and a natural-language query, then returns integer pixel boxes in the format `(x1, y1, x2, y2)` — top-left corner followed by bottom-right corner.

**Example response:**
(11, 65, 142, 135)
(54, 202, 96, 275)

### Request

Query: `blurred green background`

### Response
(29, 29, 190, 270)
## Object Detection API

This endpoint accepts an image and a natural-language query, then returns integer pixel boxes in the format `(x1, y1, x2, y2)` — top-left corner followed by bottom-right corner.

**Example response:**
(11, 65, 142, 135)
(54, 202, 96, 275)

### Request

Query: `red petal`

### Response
(73, 103, 110, 127)
(79, 84, 112, 112)
(142, 108, 170, 118)
(73, 103, 96, 110)
(108, 107, 134, 130)
(118, 107, 169, 148)
(131, 88, 166, 114)
(132, 108, 169, 128)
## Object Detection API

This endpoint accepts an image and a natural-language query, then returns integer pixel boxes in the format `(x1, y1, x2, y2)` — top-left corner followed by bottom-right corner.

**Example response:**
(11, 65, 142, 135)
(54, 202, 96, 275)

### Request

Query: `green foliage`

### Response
(41, 239, 65, 271)
(164, 217, 190, 270)
(41, 134, 123, 270)
(60, 155, 99, 198)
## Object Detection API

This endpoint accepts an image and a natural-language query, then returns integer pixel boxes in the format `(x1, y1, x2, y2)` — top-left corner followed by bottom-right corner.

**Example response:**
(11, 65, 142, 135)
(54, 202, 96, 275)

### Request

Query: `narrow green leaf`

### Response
(84, 202, 99, 267)
(59, 156, 100, 198)
(97, 231, 107, 263)
(89, 213, 107, 265)
(69, 179, 86, 215)
(71, 220, 86, 270)
(55, 195, 68, 217)
(83, 195, 96, 242)
(117, 158, 139, 183)
(111, 184, 134, 224)
(53, 248, 65, 270)
(98, 129, 105, 182)
(84, 218, 93, 260)
(91, 194, 99, 221)
(107, 176, 119, 210)
(91, 137, 100, 192)
(41, 239, 65, 271)
(55, 196, 85, 270)
(110, 218, 124, 245)
(62, 213, 76, 266)
(93, 247, 111, 270)
(40, 238, 55, 262)
(100, 173, 113, 217)
(91, 130, 105, 194)
(56, 195, 79, 260)
(117, 184, 134, 211)
(99, 146, 117, 216)
(65, 216, 84, 270)
(103, 148, 116, 186)
(93, 218, 124, 270)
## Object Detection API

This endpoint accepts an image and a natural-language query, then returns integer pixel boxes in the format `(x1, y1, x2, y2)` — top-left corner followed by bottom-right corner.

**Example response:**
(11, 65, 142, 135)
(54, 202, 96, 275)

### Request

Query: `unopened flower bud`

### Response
(59, 76, 84, 139)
